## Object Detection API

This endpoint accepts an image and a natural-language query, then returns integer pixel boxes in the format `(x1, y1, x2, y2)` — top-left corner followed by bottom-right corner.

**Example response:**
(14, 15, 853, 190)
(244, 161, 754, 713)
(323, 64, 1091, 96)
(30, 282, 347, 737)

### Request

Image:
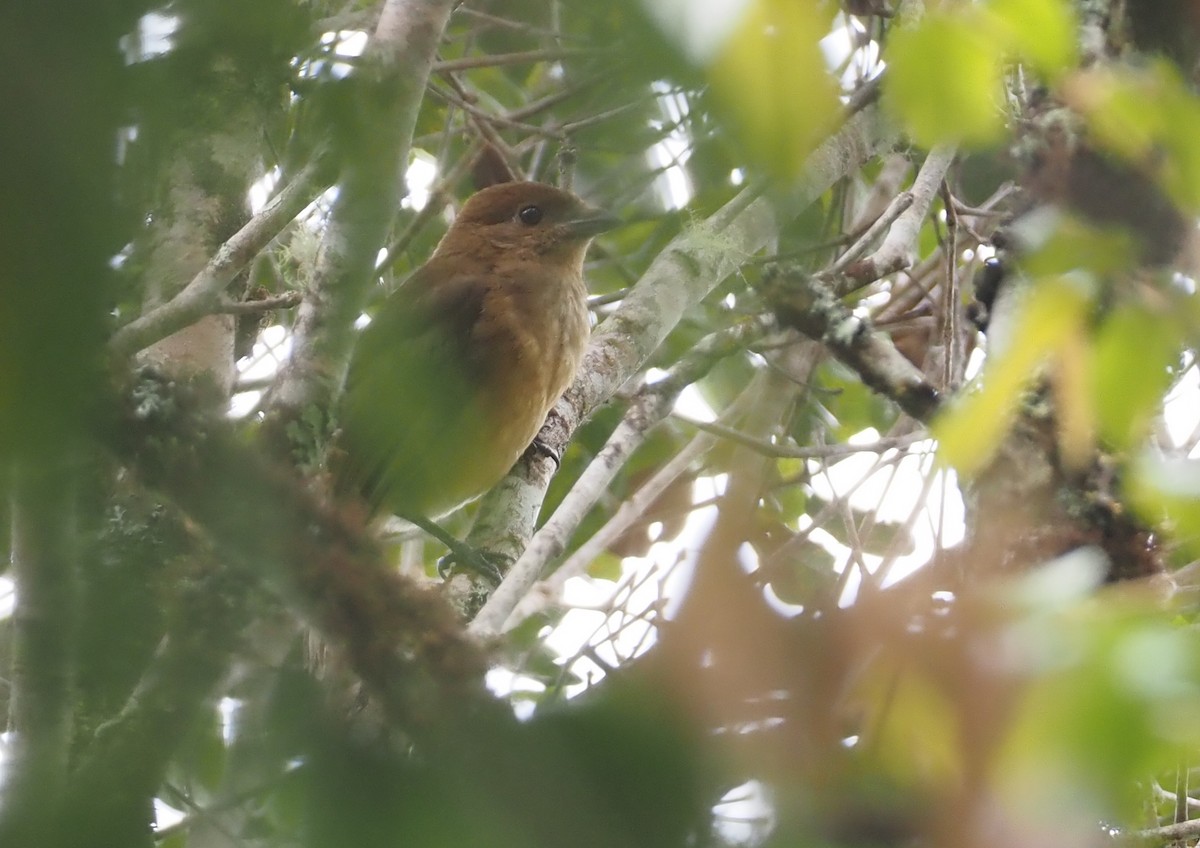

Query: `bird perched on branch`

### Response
(335, 181, 616, 567)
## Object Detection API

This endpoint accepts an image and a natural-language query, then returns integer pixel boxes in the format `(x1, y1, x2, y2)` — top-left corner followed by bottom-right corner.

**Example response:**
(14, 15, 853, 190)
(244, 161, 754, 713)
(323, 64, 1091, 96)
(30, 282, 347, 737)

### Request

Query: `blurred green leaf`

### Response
(173, 707, 227, 794)
(772, 469, 809, 522)
(1091, 305, 1181, 449)
(1020, 213, 1139, 279)
(998, 590, 1200, 818)
(587, 551, 624, 581)
(1156, 81, 1200, 210)
(869, 668, 964, 789)
(858, 519, 916, 557)
(818, 361, 898, 440)
(1069, 65, 1166, 164)
(935, 275, 1094, 476)
(1068, 61, 1200, 212)
(886, 14, 1005, 148)
(987, 0, 1077, 79)
(887, 0, 1076, 147)
(1128, 454, 1200, 559)
(803, 493, 913, 557)
(764, 539, 836, 605)
(524, 649, 584, 689)
(706, 0, 840, 177)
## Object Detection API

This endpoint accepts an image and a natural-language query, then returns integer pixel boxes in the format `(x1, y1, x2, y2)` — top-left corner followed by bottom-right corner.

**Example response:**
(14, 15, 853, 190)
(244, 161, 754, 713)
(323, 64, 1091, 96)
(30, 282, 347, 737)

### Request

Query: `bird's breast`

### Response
(470, 272, 589, 456)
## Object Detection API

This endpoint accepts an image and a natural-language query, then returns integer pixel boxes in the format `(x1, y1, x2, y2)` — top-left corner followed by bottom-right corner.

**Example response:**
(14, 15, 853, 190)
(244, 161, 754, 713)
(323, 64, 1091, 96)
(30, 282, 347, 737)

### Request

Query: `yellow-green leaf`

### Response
(707, 0, 841, 177)
(1020, 213, 1138, 279)
(1157, 82, 1200, 210)
(1052, 323, 1094, 472)
(886, 14, 1005, 148)
(986, 0, 1077, 79)
(1066, 64, 1170, 167)
(587, 551, 624, 582)
(1091, 306, 1180, 449)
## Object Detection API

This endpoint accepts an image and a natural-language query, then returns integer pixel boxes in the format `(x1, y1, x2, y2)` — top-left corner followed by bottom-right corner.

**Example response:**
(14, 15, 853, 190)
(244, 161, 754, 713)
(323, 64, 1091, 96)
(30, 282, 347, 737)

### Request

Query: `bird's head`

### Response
(434, 181, 618, 266)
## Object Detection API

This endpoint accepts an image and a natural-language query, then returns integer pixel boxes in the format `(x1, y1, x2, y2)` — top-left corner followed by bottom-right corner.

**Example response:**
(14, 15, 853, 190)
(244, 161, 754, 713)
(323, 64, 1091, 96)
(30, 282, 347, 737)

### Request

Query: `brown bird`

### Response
(336, 181, 615, 543)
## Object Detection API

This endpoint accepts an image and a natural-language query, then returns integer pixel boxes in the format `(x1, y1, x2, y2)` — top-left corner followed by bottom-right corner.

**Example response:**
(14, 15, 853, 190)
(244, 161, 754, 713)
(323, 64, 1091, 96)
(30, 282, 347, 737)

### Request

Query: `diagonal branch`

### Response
(832, 142, 957, 296)
(216, 291, 303, 315)
(108, 159, 327, 360)
(764, 268, 941, 423)
(432, 47, 598, 72)
(66, 550, 251, 834)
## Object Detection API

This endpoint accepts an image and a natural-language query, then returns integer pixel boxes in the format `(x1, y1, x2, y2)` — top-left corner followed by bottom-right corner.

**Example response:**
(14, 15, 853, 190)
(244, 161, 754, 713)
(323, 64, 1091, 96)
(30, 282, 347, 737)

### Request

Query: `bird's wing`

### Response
(336, 262, 497, 516)
(349, 259, 491, 376)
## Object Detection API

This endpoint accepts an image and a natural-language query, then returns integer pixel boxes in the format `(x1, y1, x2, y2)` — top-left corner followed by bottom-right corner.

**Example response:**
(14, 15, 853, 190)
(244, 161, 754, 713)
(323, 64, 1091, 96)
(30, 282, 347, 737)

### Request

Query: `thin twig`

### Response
(216, 291, 302, 315)
(831, 142, 957, 297)
(432, 47, 597, 72)
(826, 191, 914, 276)
(454, 7, 582, 39)
(672, 415, 922, 460)
(586, 288, 631, 309)
(939, 178, 957, 390)
(109, 159, 326, 359)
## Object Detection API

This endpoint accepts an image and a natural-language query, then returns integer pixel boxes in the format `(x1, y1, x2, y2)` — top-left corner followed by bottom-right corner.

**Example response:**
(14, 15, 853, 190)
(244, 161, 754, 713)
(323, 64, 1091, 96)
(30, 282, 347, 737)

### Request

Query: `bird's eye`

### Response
(517, 205, 543, 226)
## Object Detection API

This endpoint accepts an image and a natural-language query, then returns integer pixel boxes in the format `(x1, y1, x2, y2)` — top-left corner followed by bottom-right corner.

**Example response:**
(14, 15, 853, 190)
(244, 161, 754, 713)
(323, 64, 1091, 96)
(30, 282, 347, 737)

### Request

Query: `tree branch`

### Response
(503, 373, 771, 632)
(105, 371, 496, 733)
(1129, 817, 1200, 844)
(3, 459, 78, 837)
(108, 159, 326, 360)
(833, 142, 957, 295)
(432, 47, 597, 72)
(764, 267, 941, 423)
(66, 551, 252, 841)
(267, 0, 458, 419)
(216, 291, 303, 315)
(828, 189, 915, 276)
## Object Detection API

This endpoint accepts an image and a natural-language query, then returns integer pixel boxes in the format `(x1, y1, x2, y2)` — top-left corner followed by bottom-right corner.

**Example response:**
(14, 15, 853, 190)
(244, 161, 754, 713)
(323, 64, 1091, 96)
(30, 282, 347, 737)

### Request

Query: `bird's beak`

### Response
(564, 209, 621, 238)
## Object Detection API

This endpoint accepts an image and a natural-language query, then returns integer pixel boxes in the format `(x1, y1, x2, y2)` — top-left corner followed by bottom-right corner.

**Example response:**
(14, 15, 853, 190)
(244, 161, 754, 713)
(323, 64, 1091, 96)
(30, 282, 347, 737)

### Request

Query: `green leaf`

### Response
(1157, 80, 1200, 210)
(1091, 306, 1181, 449)
(764, 539, 836, 605)
(1127, 454, 1200, 559)
(986, 0, 1077, 79)
(818, 361, 898, 439)
(772, 474, 808, 522)
(524, 649, 584, 688)
(587, 551, 625, 582)
(997, 591, 1200, 819)
(1068, 65, 1168, 165)
(858, 518, 916, 557)
(1019, 213, 1138, 279)
(172, 707, 227, 794)
(886, 14, 1005, 148)
(705, 0, 842, 177)
(1068, 61, 1200, 212)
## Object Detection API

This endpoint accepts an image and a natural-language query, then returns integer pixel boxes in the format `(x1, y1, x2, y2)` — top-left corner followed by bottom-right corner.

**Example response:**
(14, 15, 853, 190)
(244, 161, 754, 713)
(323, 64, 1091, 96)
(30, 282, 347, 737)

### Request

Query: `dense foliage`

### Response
(5, 1, 1200, 846)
